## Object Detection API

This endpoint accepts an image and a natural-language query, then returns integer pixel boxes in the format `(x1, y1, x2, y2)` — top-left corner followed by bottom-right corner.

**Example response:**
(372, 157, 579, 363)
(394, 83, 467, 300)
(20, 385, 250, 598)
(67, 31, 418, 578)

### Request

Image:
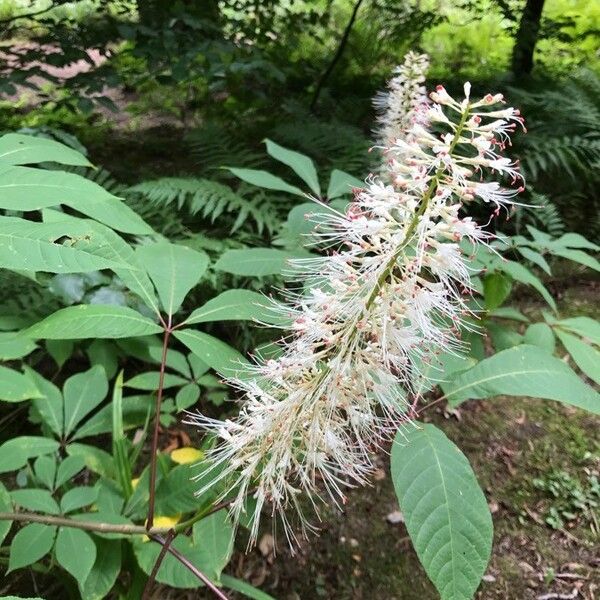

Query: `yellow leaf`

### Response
(170, 447, 204, 465)
(142, 515, 181, 541)
(131, 477, 140, 489)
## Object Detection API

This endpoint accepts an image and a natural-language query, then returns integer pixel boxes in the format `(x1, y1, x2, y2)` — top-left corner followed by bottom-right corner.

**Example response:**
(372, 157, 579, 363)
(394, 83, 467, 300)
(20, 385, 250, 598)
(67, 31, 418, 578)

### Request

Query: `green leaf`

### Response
(516, 246, 551, 275)
(26, 368, 63, 437)
(0, 437, 59, 474)
(184, 289, 277, 325)
(136, 242, 209, 316)
(155, 464, 199, 514)
(79, 538, 121, 600)
(55, 527, 97, 583)
(71, 395, 152, 441)
(111, 372, 132, 499)
(214, 248, 292, 276)
(497, 260, 556, 311)
(175, 383, 200, 410)
(192, 510, 235, 581)
(391, 424, 492, 600)
(220, 574, 277, 600)
(489, 307, 529, 323)
(60, 486, 98, 513)
(0, 332, 36, 360)
(486, 322, 522, 351)
(265, 139, 320, 196)
(554, 232, 599, 251)
(65, 444, 114, 479)
(174, 329, 248, 377)
(124, 372, 188, 391)
(46, 339, 74, 367)
(24, 305, 162, 340)
(0, 165, 152, 234)
(444, 345, 600, 414)
(34, 455, 56, 490)
(0, 216, 132, 273)
(55, 455, 86, 489)
(552, 248, 600, 272)
(227, 167, 304, 196)
(0, 482, 13, 545)
(11, 489, 60, 514)
(0, 133, 92, 167)
(554, 317, 600, 345)
(7, 524, 56, 572)
(63, 365, 108, 437)
(483, 273, 512, 310)
(326, 169, 363, 199)
(0, 366, 41, 402)
(523, 323, 555, 353)
(87, 339, 119, 379)
(555, 329, 600, 386)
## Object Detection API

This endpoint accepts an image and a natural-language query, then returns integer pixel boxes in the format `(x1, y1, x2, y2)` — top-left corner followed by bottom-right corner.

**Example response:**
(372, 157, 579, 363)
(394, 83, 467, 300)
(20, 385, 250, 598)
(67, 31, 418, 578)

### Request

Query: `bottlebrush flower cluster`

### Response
(188, 54, 525, 546)
(373, 51, 429, 148)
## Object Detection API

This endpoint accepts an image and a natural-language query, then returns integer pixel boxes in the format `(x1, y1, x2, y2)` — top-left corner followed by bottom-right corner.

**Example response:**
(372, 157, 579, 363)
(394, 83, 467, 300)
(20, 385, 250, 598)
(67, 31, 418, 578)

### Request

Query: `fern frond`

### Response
(186, 123, 265, 177)
(521, 136, 600, 181)
(128, 177, 281, 235)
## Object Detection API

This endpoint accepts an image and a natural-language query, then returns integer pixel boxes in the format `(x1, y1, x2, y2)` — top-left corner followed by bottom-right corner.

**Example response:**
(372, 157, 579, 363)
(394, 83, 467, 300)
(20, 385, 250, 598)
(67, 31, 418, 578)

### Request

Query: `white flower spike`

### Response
(186, 53, 525, 548)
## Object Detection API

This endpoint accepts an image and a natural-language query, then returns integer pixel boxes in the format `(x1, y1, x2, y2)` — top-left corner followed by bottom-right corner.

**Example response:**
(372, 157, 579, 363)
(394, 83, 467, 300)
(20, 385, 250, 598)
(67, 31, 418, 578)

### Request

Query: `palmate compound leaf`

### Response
(391, 424, 492, 600)
(0, 133, 92, 167)
(136, 241, 209, 317)
(0, 216, 133, 274)
(443, 345, 600, 414)
(0, 165, 152, 234)
(23, 305, 163, 340)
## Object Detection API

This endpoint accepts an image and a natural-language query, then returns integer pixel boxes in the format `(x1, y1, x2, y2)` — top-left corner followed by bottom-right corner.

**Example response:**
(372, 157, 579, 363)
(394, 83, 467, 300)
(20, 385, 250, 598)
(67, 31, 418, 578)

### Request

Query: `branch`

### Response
(0, 512, 168, 535)
(142, 529, 177, 600)
(310, 0, 366, 112)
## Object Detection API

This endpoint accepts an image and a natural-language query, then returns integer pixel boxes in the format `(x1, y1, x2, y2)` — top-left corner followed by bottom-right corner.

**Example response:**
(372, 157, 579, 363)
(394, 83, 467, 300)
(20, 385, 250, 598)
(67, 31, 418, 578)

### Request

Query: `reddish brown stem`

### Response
(146, 321, 172, 530)
(142, 528, 176, 599)
(149, 534, 231, 600)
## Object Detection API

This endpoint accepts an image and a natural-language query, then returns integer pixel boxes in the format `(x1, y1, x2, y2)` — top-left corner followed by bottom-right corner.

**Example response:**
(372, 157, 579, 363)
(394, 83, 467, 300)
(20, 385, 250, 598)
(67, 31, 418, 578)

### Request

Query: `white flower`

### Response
(186, 53, 526, 547)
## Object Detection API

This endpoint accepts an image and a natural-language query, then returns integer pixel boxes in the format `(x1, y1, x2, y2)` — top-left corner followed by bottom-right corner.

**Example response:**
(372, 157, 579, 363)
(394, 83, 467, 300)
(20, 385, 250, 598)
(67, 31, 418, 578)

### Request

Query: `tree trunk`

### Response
(511, 0, 546, 77)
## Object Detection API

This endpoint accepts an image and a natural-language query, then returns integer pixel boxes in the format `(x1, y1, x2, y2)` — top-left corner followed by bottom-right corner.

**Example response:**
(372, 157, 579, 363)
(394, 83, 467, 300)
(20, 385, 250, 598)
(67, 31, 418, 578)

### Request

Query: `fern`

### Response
(128, 177, 281, 235)
(185, 122, 265, 178)
(515, 192, 566, 238)
(509, 68, 600, 238)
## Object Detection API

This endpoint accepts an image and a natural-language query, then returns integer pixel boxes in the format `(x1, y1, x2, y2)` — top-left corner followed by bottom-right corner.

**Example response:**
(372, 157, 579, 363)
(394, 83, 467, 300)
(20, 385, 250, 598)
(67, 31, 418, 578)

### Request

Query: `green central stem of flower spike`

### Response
(363, 103, 471, 314)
